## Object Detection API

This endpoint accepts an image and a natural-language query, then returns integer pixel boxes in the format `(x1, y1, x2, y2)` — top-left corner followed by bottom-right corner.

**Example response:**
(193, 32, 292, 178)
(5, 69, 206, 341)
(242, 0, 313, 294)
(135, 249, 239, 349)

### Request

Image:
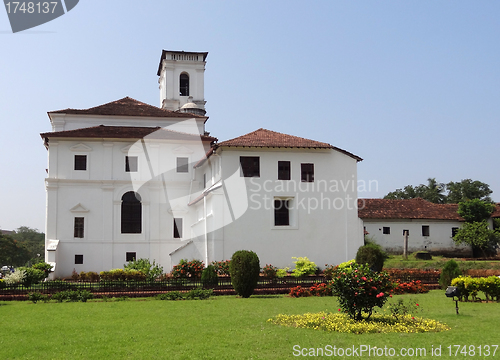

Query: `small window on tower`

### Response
(180, 73, 189, 96)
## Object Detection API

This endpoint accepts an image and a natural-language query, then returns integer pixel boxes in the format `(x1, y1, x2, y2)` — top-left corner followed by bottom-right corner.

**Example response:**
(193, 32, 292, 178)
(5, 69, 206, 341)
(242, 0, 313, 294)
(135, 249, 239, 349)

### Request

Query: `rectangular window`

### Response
(274, 199, 290, 226)
(383, 227, 390, 234)
(278, 161, 291, 180)
(240, 156, 260, 177)
(452, 227, 459, 237)
(74, 217, 84, 238)
(125, 156, 138, 172)
(176, 157, 189, 173)
(126, 252, 136, 262)
(74, 155, 87, 171)
(75, 254, 83, 265)
(422, 225, 430, 237)
(301, 163, 314, 182)
(203, 173, 207, 188)
(173, 218, 183, 238)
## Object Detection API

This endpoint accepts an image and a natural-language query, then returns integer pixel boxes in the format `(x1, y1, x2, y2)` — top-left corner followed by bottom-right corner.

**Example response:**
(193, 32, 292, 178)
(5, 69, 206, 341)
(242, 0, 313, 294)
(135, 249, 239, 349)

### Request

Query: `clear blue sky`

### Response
(1, 1, 499, 232)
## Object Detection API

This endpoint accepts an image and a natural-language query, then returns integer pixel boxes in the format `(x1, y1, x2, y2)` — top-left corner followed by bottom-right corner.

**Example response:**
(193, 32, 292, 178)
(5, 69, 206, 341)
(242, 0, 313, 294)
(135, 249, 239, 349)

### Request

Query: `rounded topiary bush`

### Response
(229, 250, 260, 298)
(355, 244, 387, 272)
(201, 265, 218, 288)
(439, 259, 462, 289)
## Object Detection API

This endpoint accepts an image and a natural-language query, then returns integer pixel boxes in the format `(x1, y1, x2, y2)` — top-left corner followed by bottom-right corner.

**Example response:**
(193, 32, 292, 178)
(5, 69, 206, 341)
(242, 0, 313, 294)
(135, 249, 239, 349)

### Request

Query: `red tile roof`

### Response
(491, 204, 500, 218)
(358, 198, 464, 221)
(40, 125, 217, 142)
(48, 97, 206, 119)
(217, 128, 362, 161)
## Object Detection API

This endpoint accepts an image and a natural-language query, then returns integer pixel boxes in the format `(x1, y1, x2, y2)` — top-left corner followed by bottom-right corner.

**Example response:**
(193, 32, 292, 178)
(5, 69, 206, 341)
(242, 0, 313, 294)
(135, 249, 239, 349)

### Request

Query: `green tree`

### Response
(453, 221, 499, 257)
(384, 178, 445, 203)
(0, 234, 31, 267)
(11, 226, 45, 264)
(446, 179, 493, 203)
(457, 199, 495, 223)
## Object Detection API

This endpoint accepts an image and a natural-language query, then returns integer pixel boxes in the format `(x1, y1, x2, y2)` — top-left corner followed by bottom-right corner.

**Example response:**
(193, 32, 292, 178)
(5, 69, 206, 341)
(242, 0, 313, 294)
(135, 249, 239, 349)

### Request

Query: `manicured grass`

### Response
(384, 254, 500, 270)
(0, 291, 499, 359)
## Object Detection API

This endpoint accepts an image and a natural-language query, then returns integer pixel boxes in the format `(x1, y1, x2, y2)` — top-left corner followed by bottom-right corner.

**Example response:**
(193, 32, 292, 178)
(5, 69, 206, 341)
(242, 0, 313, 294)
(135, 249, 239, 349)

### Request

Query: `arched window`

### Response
(179, 73, 189, 96)
(121, 191, 142, 234)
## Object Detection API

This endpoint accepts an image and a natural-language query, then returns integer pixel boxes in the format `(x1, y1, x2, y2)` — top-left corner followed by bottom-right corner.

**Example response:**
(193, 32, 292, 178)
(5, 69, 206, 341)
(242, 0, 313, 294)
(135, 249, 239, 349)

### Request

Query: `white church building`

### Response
(41, 50, 364, 278)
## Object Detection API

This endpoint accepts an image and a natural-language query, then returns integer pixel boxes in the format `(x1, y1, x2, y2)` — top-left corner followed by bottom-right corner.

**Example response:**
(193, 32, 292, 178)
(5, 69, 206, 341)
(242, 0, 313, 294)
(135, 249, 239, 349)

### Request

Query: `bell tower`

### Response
(157, 50, 208, 114)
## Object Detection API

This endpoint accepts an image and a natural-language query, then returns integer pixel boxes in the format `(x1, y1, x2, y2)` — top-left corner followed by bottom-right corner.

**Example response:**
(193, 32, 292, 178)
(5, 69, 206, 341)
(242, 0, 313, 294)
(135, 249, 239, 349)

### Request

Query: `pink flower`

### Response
(361, 276, 367, 281)
(338, 309, 341, 311)
(389, 295, 393, 298)
(376, 292, 384, 298)
(412, 317, 415, 320)
(416, 303, 419, 306)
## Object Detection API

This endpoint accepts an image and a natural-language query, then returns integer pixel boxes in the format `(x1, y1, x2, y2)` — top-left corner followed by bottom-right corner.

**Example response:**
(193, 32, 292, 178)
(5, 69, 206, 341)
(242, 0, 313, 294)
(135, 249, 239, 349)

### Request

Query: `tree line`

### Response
(384, 178, 494, 204)
(0, 227, 45, 267)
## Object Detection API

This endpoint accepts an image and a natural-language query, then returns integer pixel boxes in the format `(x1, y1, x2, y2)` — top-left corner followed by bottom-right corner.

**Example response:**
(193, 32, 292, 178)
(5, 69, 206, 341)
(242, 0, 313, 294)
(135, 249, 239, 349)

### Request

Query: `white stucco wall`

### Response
(208, 147, 363, 269)
(363, 219, 472, 256)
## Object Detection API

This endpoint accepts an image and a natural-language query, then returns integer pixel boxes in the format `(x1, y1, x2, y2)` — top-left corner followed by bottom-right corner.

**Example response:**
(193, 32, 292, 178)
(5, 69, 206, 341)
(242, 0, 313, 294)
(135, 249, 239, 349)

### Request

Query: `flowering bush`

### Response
(330, 262, 395, 320)
(323, 264, 336, 280)
(262, 264, 278, 279)
(291, 257, 318, 277)
(209, 260, 231, 276)
(171, 259, 204, 278)
(3, 269, 26, 286)
(309, 282, 332, 297)
(289, 286, 311, 298)
(276, 267, 290, 278)
(268, 312, 449, 334)
(393, 280, 429, 294)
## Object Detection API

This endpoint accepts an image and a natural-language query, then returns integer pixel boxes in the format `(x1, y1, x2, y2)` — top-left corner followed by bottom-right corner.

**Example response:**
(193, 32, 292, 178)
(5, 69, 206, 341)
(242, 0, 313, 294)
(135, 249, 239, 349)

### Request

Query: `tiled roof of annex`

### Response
(358, 198, 465, 221)
(48, 97, 206, 119)
(40, 125, 217, 142)
(217, 128, 362, 161)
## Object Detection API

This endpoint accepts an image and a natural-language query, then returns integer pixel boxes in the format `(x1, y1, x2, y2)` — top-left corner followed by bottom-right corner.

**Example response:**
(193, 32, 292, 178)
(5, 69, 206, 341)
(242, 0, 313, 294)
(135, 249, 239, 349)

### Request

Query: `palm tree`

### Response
(422, 178, 446, 204)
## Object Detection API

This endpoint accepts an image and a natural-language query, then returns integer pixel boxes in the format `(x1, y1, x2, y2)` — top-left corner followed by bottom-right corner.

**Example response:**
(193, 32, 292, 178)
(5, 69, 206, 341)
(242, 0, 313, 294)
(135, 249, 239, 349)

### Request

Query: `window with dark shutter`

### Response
(125, 156, 138, 172)
(126, 252, 136, 262)
(177, 157, 189, 173)
(180, 73, 189, 96)
(240, 156, 260, 177)
(274, 199, 290, 226)
(121, 192, 142, 234)
(75, 255, 83, 264)
(278, 161, 291, 180)
(301, 163, 314, 182)
(74, 217, 84, 238)
(173, 218, 183, 238)
(74, 155, 87, 171)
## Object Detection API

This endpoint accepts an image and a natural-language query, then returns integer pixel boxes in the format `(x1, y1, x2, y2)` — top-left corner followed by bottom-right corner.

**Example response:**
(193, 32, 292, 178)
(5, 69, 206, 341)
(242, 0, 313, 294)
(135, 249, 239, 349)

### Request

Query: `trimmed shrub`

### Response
(229, 250, 260, 298)
(201, 265, 218, 288)
(185, 288, 213, 300)
(28, 292, 49, 304)
(291, 257, 318, 277)
(439, 259, 462, 289)
(309, 282, 333, 297)
(51, 290, 93, 302)
(355, 244, 387, 272)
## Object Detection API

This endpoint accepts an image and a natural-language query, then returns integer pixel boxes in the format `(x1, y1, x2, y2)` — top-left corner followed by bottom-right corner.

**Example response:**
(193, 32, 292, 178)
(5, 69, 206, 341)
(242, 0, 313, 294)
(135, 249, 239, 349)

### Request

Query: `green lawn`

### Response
(384, 254, 500, 270)
(0, 291, 498, 359)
